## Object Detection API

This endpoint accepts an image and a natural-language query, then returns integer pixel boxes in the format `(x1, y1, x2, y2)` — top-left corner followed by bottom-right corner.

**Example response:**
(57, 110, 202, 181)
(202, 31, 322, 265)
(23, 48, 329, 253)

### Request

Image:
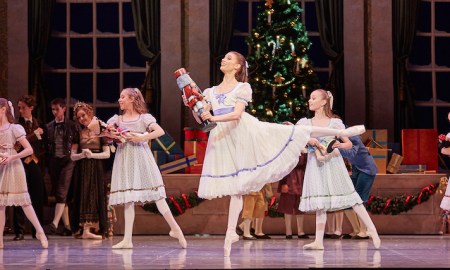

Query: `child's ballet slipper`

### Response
(112, 240, 133, 249)
(169, 230, 187, 249)
(303, 241, 324, 250)
(36, 232, 48, 249)
(224, 233, 239, 257)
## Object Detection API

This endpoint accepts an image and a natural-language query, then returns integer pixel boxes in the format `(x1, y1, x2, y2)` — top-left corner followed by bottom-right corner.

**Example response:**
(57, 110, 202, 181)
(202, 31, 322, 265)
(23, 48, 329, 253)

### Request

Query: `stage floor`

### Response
(1, 234, 449, 269)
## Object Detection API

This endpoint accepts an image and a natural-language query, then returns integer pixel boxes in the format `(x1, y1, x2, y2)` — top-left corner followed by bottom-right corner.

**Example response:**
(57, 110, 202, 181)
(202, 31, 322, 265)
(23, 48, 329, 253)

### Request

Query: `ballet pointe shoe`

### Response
(112, 239, 133, 249)
(303, 241, 324, 250)
(224, 233, 240, 257)
(169, 230, 187, 249)
(367, 230, 381, 249)
(36, 232, 48, 249)
(338, 125, 366, 138)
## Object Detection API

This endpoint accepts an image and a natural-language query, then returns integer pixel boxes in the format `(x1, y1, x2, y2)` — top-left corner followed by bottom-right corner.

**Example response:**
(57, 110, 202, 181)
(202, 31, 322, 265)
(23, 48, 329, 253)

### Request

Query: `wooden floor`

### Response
(1, 234, 450, 269)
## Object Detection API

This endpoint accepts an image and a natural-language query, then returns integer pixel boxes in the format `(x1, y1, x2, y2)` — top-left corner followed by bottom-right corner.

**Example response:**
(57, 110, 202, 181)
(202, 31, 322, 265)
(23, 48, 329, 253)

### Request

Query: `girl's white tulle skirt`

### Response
(198, 112, 311, 200)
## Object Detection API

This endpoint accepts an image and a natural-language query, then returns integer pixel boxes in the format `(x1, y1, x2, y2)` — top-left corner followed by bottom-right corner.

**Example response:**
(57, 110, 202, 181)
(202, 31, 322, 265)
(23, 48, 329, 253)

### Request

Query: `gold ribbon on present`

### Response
(155, 138, 176, 155)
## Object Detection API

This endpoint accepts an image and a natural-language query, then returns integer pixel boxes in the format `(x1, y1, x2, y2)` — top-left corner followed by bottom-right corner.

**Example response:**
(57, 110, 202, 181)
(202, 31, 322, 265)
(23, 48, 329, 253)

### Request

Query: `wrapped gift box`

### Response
(361, 129, 388, 148)
(159, 155, 197, 174)
(185, 164, 203, 174)
(153, 150, 168, 166)
(153, 151, 184, 167)
(367, 147, 389, 174)
(184, 127, 209, 141)
(150, 130, 184, 155)
(401, 129, 438, 171)
(184, 140, 207, 164)
(386, 153, 403, 174)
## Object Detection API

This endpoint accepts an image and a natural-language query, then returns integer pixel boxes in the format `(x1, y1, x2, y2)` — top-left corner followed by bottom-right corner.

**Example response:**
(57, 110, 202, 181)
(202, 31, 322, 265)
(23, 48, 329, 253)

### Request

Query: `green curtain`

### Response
(392, 0, 420, 142)
(315, 0, 345, 117)
(209, 0, 237, 86)
(132, 0, 161, 119)
(28, 0, 54, 123)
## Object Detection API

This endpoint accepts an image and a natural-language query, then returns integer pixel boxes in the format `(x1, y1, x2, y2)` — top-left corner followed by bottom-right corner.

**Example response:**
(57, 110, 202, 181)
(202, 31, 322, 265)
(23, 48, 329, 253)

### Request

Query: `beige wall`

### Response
(160, 0, 209, 143)
(343, 0, 394, 141)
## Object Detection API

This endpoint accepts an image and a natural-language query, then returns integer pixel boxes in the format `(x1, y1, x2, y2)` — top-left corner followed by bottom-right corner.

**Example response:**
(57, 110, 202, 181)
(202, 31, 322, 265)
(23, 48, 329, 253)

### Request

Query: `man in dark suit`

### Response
(45, 98, 78, 236)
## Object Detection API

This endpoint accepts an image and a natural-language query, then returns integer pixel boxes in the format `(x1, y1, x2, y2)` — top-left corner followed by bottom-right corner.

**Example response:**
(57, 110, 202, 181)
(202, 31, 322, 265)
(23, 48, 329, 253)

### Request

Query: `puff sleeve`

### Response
(141, 113, 157, 130)
(203, 87, 213, 102)
(12, 124, 26, 141)
(235, 83, 252, 106)
(296, 117, 310, 126)
(107, 114, 119, 126)
(330, 118, 345, 130)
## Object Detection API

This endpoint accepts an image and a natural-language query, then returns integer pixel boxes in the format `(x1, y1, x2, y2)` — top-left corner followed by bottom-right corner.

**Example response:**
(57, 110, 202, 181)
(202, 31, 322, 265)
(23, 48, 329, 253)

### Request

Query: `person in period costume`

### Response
(0, 98, 48, 248)
(106, 88, 186, 249)
(183, 51, 367, 256)
(277, 152, 310, 239)
(69, 102, 110, 239)
(298, 89, 380, 250)
(12, 95, 47, 240)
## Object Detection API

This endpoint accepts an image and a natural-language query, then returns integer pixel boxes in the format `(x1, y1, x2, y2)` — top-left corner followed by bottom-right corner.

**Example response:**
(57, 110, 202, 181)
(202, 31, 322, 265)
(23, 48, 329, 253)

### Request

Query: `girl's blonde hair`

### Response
(122, 88, 148, 114)
(229, 51, 248, 83)
(0, 98, 15, 123)
(312, 89, 339, 119)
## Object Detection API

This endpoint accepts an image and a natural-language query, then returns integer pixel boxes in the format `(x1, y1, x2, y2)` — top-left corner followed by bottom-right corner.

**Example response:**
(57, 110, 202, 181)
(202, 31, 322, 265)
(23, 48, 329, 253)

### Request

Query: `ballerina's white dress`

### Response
(107, 114, 166, 206)
(298, 118, 363, 212)
(0, 124, 31, 206)
(197, 82, 311, 199)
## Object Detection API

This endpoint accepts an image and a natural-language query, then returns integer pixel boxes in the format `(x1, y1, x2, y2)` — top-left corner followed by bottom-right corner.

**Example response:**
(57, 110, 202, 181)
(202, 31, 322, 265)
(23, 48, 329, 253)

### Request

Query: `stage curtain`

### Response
(209, 0, 237, 86)
(315, 0, 345, 117)
(392, 0, 420, 142)
(28, 0, 54, 123)
(132, 0, 161, 119)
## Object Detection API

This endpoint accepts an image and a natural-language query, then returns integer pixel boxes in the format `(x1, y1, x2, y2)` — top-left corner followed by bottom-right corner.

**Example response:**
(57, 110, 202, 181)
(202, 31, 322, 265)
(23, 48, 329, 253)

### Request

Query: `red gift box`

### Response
(184, 127, 196, 141)
(184, 127, 209, 141)
(184, 140, 207, 164)
(185, 164, 203, 174)
(401, 129, 438, 171)
(195, 129, 208, 141)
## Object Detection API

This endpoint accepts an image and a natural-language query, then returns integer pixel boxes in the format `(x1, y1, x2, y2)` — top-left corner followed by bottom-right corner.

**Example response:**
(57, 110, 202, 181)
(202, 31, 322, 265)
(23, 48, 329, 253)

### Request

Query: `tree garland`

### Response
(365, 182, 440, 215)
(141, 181, 446, 217)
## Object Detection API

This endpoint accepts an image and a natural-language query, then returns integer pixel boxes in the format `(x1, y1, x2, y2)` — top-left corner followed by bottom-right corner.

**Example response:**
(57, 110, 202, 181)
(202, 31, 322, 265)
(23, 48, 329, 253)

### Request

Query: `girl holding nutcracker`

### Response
(0, 98, 48, 248)
(183, 51, 367, 256)
(106, 88, 186, 249)
(298, 89, 380, 250)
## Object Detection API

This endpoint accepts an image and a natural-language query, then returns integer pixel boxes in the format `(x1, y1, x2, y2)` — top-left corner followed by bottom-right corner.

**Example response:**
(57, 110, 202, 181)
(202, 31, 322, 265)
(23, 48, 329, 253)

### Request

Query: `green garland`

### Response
(141, 182, 443, 217)
(365, 182, 440, 215)
(142, 191, 206, 217)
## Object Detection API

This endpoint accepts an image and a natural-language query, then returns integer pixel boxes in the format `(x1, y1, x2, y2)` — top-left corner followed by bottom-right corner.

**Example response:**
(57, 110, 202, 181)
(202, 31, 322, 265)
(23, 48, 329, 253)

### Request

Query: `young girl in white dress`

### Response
(106, 88, 186, 249)
(184, 51, 366, 257)
(0, 98, 48, 249)
(298, 89, 380, 250)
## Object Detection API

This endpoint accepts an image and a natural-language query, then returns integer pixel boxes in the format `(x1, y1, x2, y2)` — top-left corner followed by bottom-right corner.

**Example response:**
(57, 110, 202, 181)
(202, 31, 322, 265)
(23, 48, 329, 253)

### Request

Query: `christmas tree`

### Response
(246, 0, 321, 123)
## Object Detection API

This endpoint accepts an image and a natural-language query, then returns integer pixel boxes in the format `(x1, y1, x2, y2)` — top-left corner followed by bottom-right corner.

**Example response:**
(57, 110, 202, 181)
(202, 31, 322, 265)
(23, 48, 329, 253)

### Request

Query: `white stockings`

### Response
(224, 195, 243, 257)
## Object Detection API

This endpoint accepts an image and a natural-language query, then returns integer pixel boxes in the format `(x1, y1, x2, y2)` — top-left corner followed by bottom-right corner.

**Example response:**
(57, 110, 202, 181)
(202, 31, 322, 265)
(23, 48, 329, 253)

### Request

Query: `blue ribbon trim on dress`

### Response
(213, 107, 234, 116)
(201, 125, 296, 178)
